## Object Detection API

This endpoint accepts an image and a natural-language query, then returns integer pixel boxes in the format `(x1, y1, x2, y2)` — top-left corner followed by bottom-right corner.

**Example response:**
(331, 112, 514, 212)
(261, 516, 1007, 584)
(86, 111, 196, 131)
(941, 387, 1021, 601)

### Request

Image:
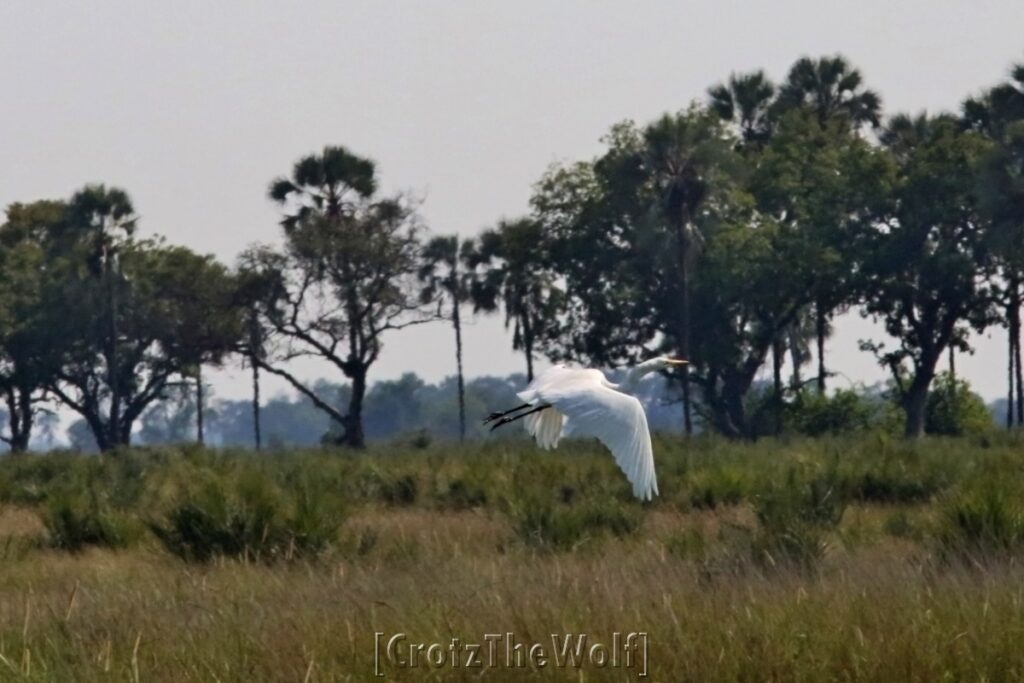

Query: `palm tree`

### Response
(775, 55, 881, 394)
(418, 235, 477, 441)
(66, 185, 137, 449)
(234, 266, 276, 450)
(266, 145, 385, 449)
(269, 146, 376, 228)
(640, 108, 737, 435)
(471, 219, 563, 382)
(776, 55, 882, 129)
(708, 70, 777, 147)
(965, 63, 1024, 427)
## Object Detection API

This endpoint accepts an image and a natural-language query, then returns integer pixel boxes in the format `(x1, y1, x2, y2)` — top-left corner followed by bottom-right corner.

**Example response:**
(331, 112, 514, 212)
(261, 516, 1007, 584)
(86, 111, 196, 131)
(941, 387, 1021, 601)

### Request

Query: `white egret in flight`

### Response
(484, 356, 687, 500)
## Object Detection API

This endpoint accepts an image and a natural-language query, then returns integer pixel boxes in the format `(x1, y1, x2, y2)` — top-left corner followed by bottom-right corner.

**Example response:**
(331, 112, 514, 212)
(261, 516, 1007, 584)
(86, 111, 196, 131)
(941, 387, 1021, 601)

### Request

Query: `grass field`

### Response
(2, 435, 1024, 681)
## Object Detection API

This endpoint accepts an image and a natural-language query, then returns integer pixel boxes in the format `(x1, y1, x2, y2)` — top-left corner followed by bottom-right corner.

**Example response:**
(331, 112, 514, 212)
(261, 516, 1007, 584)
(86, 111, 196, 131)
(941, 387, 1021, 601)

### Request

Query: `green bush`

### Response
(752, 468, 845, 569)
(936, 481, 1024, 559)
(150, 469, 345, 563)
(687, 466, 751, 510)
(44, 492, 140, 551)
(505, 491, 643, 551)
(926, 373, 994, 437)
(437, 478, 489, 510)
(786, 389, 879, 436)
(843, 469, 939, 504)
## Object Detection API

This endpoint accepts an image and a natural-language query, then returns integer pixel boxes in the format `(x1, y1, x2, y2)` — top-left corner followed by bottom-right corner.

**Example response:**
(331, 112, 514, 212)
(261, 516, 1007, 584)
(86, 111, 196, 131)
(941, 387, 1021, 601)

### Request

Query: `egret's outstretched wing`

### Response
(517, 366, 657, 500)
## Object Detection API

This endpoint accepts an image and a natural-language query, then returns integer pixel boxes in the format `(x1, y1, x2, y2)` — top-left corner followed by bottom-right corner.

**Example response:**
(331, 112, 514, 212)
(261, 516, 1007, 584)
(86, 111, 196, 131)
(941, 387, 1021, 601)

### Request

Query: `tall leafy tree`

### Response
(0, 201, 66, 451)
(253, 145, 427, 448)
(639, 107, 740, 434)
(709, 70, 787, 430)
(418, 235, 477, 440)
(861, 115, 996, 437)
(59, 185, 137, 444)
(964, 63, 1024, 427)
(48, 234, 243, 451)
(775, 55, 882, 393)
(471, 218, 564, 382)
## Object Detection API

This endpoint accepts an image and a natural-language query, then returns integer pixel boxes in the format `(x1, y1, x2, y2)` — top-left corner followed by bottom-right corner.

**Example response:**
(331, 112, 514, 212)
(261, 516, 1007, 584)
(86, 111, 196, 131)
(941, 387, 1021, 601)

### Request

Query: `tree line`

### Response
(1, 54, 1022, 452)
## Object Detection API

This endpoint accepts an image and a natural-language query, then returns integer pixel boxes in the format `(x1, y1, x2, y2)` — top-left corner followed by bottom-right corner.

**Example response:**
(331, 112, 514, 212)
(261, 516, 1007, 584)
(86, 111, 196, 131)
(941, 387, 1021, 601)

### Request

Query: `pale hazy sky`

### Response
(2, 1, 1023, 402)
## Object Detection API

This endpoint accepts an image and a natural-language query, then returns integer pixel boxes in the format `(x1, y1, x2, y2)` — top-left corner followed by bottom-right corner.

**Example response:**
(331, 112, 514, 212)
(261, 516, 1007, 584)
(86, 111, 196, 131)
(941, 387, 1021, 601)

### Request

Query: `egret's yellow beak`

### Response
(665, 358, 689, 366)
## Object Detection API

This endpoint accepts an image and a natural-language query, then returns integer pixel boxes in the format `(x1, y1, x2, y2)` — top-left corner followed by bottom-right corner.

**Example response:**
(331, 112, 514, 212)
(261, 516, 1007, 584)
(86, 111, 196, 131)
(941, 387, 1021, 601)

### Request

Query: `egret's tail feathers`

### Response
(524, 406, 565, 450)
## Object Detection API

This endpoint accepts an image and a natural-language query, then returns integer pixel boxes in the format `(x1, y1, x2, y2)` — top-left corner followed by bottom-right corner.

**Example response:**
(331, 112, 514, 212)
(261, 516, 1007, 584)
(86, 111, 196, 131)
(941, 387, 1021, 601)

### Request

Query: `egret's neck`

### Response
(620, 360, 661, 394)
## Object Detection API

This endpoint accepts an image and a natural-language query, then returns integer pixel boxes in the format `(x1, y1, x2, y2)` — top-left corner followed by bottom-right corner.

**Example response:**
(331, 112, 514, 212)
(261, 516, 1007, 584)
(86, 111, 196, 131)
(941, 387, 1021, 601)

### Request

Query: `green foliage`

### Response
(247, 145, 428, 448)
(24, 186, 247, 452)
(149, 464, 346, 563)
(926, 372, 995, 436)
(437, 477, 489, 510)
(752, 468, 846, 569)
(686, 465, 751, 510)
(937, 480, 1024, 559)
(785, 388, 879, 436)
(43, 482, 143, 552)
(45, 496, 138, 551)
(470, 218, 565, 378)
(504, 487, 643, 551)
(863, 116, 998, 437)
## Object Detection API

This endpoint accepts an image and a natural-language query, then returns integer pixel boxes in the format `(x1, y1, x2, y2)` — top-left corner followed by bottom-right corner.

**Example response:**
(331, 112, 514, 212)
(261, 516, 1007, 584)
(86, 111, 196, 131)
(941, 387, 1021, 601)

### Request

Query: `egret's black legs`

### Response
(483, 403, 531, 425)
(489, 403, 551, 432)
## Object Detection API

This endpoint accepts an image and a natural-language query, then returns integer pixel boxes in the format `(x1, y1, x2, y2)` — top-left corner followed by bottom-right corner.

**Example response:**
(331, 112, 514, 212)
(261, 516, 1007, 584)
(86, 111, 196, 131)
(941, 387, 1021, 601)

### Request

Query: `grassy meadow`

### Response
(2, 435, 1024, 680)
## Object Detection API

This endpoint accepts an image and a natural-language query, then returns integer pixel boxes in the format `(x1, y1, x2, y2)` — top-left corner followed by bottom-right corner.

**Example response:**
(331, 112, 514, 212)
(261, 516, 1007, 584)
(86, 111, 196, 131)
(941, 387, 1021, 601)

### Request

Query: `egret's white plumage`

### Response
(508, 360, 681, 501)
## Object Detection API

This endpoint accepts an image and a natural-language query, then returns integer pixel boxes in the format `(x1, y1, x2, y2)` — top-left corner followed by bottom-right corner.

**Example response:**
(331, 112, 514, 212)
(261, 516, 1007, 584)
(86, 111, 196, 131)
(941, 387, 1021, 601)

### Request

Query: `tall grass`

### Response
(0, 435, 1023, 679)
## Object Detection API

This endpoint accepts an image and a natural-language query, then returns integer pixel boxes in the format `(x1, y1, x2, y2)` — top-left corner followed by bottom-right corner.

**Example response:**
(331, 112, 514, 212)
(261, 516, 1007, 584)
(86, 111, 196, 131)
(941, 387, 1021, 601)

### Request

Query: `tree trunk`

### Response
(1013, 277, 1023, 426)
(948, 346, 957, 418)
(675, 207, 693, 437)
(100, 415, 132, 451)
(773, 335, 785, 435)
(118, 420, 133, 448)
(904, 364, 936, 439)
(522, 316, 535, 382)
(196, 365, 205, 445)
(3, 386, 33, 453)
(904, 387, 928, 439)
(1008, 308, 1016, 429)
(788, 325, 803, 391)
(343, 366, 367, 448)
(251, 356, 262, 450)
(815, 300, 827, 394)
(453, 301, 466, 441)
(13, 387, 32, 452)
(107, 260, 121, 450)
(709, 371, 750, 439)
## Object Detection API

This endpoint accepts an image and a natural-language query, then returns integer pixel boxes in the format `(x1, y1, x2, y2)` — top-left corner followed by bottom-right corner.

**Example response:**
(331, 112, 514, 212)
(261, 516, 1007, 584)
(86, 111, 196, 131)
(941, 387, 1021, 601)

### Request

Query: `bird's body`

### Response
(485, 357, 686, 500)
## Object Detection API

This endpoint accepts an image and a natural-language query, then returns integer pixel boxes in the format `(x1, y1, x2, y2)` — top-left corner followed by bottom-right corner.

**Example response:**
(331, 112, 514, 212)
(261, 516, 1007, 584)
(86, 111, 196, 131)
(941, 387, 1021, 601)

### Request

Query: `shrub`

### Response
(352, 466, 420, 506)
(936, 482, 1024, 560)
(44, 492, 140, 551)
(687, 466, 751, 510)
(926, 373, 994, 437)
(844, 470, 937, 504)
(786, 389, 878, 436)
(150, 469, 345, 563)
(752, 468, 845, 569)
(505, 492, 643, 551)
(379, 474, 418, 506)
(437, 478, 488, 510)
